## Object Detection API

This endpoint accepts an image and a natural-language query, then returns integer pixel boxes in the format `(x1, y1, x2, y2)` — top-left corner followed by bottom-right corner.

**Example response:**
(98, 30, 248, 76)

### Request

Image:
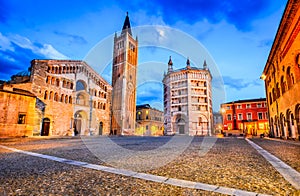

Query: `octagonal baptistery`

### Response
(163, 57, 213, 136)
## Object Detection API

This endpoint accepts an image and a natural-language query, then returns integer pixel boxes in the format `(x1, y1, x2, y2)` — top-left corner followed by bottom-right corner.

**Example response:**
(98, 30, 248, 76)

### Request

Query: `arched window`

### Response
(103, 103, 106, 110)
(286, 67, 293, 89)
(70, 83, 73, 89)
(65, 95, 68, 103)
(54, 93, 59, 101)
(98, 102, 101, 109)
(69, 96, 72, 104)
(280, 76, 286, 94)
(60, 94, 64, 102)
(269, 92, 272, 104)
(46, 76, 51, 84)
(272, 88, 276, 101)
(63, 80, 66, 88)
(49, 91, 53, 100)
(51, 77, 55, 85)
(276, 83, 280, 98)
(44, 91, 48, 100)
(56, 79, 60, 87)
(76, 81, 86, 91)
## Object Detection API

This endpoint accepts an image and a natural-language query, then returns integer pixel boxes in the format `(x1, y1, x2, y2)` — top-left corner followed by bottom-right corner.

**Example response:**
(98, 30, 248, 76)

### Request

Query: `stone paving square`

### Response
(0, 136, 299, 195)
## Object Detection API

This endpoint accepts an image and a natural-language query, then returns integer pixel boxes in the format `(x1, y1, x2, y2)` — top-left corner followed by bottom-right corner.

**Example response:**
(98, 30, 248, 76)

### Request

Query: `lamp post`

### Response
(220, 107, 226, 134)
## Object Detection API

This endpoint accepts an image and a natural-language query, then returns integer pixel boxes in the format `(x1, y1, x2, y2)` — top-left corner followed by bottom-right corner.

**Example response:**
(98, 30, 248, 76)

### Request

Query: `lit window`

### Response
(247, 113, 252, 120)
(238, 114, 243, 120)
(258, 113, 263, 120)
(227, 114, 232, 121)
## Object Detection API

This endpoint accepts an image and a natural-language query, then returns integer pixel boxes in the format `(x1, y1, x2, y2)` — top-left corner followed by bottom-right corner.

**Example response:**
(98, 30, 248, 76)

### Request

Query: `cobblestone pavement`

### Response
(250, 138, 300, 173)
(0, 136, 299, 195)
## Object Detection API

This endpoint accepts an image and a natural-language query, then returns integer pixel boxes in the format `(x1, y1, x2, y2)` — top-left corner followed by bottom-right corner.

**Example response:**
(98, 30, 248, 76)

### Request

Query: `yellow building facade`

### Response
(262, 0, 300, 140)
(135, 104, 164, 136)
(0, 87, 38, 137)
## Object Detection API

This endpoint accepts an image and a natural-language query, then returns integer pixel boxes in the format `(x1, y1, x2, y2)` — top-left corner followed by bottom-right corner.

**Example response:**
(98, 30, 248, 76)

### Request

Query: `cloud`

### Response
(0, 32, 14, 51)
(0, 33, 68, 80)
(118, 0, 281, 31)
(0, 43, 42, 80)
(222, 76, 261, 91)
(137, 82, 163, 104)
(9, 34, 68, 59)
(54, 31, 88, 45)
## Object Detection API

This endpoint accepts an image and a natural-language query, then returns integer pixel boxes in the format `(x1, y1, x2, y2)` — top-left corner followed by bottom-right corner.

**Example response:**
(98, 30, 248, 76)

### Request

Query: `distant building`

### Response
(213, 112, 223, 134)
(0, 59, 112, 137)
(135, 104, 164, 136)
(111, 13, 138, 135)
(261, 0, 300, 140)
(220, 98, 269, 136)
(163, 57, 213, 136)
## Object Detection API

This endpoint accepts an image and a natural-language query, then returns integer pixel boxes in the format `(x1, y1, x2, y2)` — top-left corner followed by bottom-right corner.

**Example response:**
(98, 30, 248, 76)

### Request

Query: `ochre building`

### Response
(111, 13, 138, 135)
(262, 0, 300, 140)
(0, 59, 112, 137)
(135, 104, 164, 136)
(163, 57, 213, 136)
(0, 86, 38, 137)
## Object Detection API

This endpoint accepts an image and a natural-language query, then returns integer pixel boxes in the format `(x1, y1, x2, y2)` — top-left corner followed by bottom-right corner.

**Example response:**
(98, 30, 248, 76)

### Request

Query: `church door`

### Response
(99, 122, 103, 135)
(41, 118, 50, 136)
(179, 125, 185, 134)
(74, 119, 81, 135)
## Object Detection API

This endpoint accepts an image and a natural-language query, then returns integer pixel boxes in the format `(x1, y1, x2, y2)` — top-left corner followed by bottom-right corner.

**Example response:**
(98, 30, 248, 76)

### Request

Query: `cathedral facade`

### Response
(163, 57, 213, 136)
(111, 13, 138, 135)
(0, 59, 112, 136)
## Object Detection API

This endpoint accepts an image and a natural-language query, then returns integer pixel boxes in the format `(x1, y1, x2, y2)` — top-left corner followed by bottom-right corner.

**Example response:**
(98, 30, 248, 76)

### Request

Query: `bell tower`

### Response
(111, 12, 138, 135)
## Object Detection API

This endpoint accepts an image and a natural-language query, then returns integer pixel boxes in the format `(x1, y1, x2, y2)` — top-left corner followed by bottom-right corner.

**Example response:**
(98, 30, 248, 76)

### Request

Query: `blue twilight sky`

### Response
(0, 0, 287, 111)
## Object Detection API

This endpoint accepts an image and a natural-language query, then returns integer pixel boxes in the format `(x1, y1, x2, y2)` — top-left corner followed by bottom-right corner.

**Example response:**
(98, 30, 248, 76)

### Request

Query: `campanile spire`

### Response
(122, 12, 132, 35)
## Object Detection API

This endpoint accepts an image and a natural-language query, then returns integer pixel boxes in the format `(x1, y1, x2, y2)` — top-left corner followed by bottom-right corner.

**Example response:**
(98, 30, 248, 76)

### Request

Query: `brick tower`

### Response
(111, 12, 138, 135)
